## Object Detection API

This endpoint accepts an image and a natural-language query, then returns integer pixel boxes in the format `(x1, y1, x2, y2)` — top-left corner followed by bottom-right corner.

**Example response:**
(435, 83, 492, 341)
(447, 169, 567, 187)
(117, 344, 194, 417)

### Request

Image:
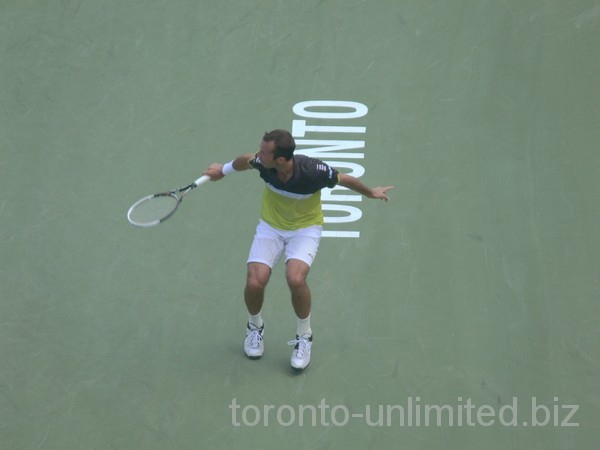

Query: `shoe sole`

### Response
(291, 361, 310, 372)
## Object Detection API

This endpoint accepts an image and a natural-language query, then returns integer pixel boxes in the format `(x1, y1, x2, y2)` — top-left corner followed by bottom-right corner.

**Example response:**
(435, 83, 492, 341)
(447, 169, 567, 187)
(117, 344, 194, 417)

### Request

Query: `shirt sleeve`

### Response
(248, 152, 261, 169)
(314, 160, 339, 189)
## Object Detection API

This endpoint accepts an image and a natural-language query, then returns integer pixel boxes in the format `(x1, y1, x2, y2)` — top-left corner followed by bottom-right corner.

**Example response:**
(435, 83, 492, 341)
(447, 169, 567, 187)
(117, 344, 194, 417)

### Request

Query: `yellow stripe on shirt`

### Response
(260, 186, 324, 230)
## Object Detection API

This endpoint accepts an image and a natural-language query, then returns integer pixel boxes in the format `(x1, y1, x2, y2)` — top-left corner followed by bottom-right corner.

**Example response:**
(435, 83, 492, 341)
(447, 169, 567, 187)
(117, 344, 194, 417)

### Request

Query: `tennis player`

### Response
(204, 129, 394, 371)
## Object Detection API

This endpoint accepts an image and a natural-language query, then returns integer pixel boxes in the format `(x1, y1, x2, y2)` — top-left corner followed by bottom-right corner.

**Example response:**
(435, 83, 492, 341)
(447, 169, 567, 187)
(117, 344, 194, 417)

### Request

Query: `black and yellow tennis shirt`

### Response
(249, 154, 340, 230)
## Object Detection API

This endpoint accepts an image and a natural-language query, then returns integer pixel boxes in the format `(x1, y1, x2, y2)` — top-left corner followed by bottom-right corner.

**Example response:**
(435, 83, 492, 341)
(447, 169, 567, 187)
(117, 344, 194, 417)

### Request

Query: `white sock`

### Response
(296, 314, 312, 337)
(248, 312, 263, 329)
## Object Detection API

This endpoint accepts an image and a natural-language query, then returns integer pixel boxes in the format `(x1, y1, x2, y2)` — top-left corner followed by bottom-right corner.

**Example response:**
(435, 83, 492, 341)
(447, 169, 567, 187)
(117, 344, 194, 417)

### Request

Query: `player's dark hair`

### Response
(263, 129, 295, 160)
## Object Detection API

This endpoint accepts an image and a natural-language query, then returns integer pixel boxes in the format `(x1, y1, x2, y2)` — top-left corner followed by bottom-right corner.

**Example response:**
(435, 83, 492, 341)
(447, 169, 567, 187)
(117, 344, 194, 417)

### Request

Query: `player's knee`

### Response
(246, 274, 265, 291)
(286, 271, 307, 289)
(246, 267, 270, 291)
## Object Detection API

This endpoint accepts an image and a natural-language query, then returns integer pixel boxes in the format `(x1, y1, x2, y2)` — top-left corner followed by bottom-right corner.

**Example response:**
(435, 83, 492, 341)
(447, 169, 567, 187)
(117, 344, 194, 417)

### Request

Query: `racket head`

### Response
(127, 193, 180, 227)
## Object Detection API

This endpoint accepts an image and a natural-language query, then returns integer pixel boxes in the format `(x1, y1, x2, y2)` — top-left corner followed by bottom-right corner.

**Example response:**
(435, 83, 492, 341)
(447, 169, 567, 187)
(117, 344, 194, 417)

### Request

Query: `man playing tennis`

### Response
(204, 129, 394, 371)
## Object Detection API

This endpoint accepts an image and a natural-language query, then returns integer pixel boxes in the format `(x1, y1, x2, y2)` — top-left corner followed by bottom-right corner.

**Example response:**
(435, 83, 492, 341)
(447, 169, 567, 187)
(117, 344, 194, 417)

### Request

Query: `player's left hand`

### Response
(369, 186, 395, 201)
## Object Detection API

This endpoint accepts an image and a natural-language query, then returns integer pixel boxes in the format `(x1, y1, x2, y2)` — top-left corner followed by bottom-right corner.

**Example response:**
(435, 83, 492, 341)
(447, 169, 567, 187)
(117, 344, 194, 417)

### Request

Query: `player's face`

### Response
(258, 139, 277, 168)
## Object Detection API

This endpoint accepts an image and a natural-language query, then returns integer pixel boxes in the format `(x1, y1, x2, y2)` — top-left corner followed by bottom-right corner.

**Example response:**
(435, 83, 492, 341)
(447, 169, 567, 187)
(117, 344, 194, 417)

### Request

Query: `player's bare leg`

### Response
(245, 262, 271, 315)
(285, 259, 312, 319)
(286, 258, 313, 370)
(243, 262, 271, 359)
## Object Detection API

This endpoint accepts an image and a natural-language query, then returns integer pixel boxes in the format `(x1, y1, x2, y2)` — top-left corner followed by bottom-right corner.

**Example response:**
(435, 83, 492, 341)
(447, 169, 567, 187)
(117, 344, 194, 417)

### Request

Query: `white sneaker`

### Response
(288, 334, 312, 370)
(244, 323, 264, 359)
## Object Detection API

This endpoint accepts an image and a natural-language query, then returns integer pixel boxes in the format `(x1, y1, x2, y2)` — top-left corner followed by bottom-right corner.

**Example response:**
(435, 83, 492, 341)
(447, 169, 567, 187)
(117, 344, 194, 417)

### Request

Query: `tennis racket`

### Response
(127, 175, 211, 227)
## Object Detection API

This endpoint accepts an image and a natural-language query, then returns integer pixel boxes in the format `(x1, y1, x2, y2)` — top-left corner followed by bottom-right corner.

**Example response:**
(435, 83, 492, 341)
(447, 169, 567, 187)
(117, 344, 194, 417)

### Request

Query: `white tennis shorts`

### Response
(247, 220, 322, 268)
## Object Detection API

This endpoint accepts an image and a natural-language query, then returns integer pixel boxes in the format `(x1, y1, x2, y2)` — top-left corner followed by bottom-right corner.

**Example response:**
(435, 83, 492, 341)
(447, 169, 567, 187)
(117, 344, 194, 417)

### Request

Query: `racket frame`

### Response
(127, 175, 210, 228)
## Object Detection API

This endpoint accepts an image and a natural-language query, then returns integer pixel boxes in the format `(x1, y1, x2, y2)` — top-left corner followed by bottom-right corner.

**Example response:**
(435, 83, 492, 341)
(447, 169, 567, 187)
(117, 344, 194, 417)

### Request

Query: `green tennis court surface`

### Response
(1, 1, 598, 449)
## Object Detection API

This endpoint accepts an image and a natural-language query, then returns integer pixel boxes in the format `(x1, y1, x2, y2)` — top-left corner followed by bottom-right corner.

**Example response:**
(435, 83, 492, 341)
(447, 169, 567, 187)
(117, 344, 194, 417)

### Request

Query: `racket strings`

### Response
(128, 195, 179, 225)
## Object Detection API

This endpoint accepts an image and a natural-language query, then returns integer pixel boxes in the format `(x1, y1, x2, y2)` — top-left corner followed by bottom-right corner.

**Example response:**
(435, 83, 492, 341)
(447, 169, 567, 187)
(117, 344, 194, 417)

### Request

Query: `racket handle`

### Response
(194, 175, 211, 187)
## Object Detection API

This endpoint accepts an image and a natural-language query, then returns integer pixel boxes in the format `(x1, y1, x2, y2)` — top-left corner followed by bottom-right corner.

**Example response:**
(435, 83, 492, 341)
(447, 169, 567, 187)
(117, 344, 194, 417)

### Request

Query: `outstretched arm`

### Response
(203, 153, 255, 181)
(338, 173, 395, 201)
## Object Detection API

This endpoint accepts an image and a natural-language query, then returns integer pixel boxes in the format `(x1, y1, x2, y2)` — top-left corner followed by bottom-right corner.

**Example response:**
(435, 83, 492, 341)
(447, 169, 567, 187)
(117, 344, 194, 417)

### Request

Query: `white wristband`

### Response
(222, 161, 237, 176)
